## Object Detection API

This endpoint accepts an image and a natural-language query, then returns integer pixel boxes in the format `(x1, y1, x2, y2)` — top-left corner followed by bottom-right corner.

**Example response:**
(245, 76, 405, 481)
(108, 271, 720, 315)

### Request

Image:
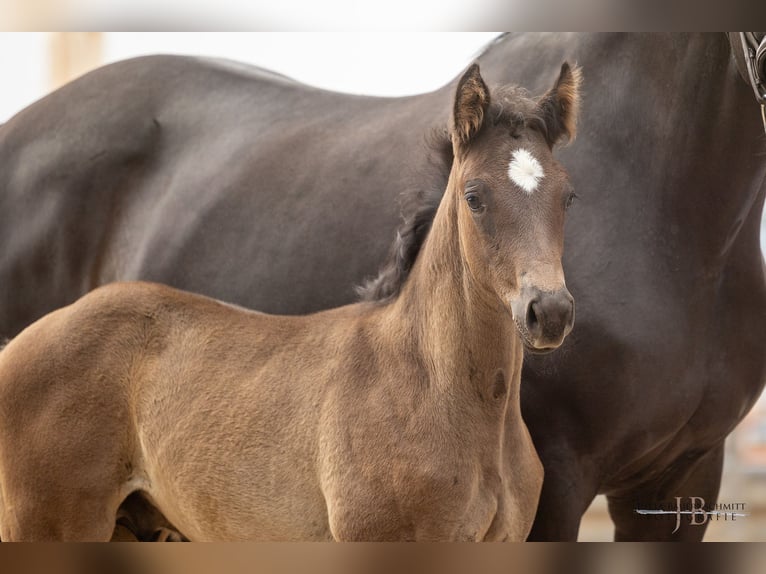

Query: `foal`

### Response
(0, 63, 580, 541)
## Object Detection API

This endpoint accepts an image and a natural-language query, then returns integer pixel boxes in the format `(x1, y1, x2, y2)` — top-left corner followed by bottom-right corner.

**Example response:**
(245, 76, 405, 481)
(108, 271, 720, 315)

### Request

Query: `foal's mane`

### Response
(355, 126, 453, 302)
(357, 86, 545, 303)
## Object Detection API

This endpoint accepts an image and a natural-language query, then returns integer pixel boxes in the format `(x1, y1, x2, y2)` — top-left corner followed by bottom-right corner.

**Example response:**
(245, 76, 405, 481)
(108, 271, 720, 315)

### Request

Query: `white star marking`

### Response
(508, 148, 544, 194)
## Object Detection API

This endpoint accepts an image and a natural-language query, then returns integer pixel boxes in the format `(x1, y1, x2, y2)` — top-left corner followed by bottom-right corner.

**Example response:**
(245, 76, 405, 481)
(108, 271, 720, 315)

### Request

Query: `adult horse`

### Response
(0, 64, 579, 541)
(0, 34, 764, 540)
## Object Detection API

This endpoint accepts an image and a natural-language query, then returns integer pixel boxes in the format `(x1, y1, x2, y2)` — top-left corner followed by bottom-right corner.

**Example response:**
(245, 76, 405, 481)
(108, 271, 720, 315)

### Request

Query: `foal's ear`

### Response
(452, 63, 490, 148)
(537, 62, 583, 147)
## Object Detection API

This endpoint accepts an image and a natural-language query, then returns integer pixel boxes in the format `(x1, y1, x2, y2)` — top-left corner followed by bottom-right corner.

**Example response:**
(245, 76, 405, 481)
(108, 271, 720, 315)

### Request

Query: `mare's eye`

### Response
(465, 192, 483, 213)
(564, 190, 578, 211)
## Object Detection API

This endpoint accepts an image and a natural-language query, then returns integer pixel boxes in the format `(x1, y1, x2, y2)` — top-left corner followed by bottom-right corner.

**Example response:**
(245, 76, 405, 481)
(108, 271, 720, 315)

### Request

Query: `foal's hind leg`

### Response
(605, 444, 724, 541)
(0, 402, 134, 540)
(0, 487, 120, 541)
(0, 427, 133, 541)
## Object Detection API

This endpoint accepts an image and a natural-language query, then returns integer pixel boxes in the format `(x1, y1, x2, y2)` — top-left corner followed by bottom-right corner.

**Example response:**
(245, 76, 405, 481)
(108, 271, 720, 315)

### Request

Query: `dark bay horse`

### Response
(0, 34, 764, 540)
(0, 64, 580, 541)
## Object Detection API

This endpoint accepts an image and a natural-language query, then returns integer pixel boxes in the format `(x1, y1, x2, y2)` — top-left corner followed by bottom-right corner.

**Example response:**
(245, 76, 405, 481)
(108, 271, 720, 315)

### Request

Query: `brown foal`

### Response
(0, 63, 580, 541)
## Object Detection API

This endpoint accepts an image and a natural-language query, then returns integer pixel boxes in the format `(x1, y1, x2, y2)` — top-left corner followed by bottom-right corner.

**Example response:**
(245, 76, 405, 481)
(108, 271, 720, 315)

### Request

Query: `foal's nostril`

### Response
(526, 300, 542, 337)
(521, 289, 574, 347)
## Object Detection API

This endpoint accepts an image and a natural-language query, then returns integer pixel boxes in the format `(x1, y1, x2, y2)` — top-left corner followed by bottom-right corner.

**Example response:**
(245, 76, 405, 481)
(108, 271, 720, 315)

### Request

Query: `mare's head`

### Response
(449, 63, 581, 353)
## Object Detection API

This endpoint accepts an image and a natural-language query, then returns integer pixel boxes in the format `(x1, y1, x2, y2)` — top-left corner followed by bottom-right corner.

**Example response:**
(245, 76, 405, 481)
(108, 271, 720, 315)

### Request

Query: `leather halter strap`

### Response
(739, 32, 766, 133)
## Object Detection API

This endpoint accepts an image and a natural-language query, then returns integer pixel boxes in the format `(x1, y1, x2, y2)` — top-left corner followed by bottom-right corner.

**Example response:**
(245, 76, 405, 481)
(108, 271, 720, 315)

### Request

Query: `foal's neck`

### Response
(387, 174, 520, 389)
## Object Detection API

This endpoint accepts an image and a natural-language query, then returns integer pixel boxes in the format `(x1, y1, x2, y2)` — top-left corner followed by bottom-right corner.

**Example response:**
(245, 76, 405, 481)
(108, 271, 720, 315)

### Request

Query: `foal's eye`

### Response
(464, 192, 483, 213)
(564, 191, 578, 211)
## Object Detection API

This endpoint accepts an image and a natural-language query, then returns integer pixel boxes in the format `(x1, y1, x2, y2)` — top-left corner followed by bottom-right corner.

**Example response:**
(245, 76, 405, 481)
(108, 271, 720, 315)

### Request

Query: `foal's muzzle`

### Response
(511, 286, 575, 353)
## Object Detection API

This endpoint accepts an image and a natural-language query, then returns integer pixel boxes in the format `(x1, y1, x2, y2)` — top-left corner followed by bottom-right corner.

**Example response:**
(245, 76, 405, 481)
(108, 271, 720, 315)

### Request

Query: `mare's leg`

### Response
(525, 445, 598, 541)
(605, 444, 724, 541)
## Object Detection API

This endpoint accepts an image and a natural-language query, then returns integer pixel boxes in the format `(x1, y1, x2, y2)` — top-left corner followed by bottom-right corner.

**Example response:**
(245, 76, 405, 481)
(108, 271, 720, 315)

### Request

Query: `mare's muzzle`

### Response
(511, 286, 574, 353)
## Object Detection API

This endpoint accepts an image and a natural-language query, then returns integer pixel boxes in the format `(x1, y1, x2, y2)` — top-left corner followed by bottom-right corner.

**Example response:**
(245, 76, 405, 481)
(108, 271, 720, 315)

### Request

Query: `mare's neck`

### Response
(598, 34, 765, 265)
(385, 172, 521, 390)
(656, 34, 766, 260)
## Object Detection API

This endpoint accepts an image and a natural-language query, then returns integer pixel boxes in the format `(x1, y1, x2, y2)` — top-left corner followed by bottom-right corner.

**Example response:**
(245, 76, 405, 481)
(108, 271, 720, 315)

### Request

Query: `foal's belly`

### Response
(133, 384, 334, 540)
(141, 456, 334, 541)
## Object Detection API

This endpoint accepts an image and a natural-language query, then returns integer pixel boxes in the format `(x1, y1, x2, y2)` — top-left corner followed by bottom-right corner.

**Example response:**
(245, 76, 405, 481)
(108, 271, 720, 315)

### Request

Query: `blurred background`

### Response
(0, 32, 764, 541)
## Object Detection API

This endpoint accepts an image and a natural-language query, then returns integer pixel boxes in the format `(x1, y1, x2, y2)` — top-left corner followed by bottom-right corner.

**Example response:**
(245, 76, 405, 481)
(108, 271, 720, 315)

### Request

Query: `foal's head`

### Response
(449, 63, 581, 353)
